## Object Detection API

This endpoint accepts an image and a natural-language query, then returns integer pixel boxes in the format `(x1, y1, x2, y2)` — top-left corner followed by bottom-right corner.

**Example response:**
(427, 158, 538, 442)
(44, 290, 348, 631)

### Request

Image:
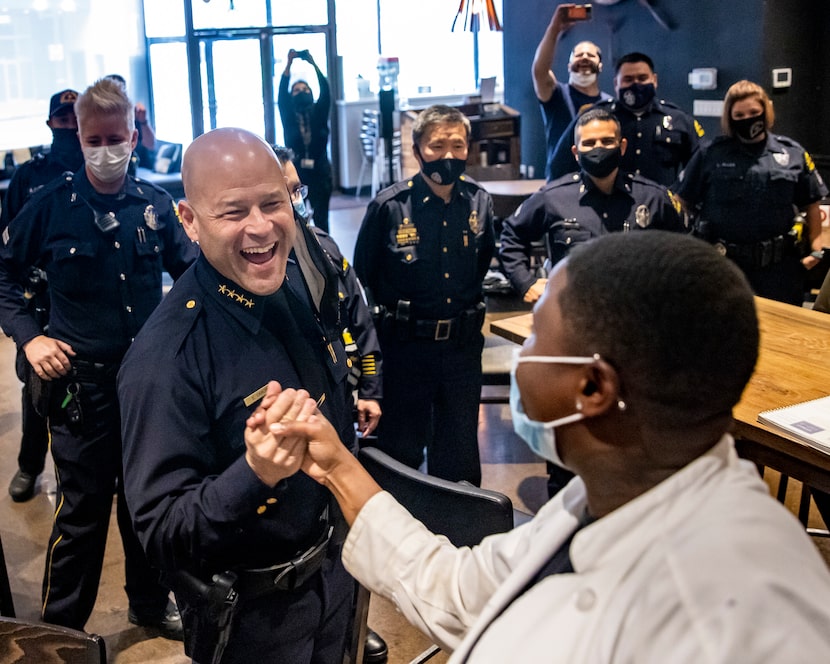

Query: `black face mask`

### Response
(578, 146, 622, 179)
(618, 82, 656, 111)
(421, 157, 466, 185)
(50, 127, 84, 171)
(293, 91, 314, 110)
(731, 111, 766, 142)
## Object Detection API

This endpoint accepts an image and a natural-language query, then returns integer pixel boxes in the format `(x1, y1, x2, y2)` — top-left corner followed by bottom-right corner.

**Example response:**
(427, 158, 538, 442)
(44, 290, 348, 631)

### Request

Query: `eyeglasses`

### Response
(291, 184, 308, 202)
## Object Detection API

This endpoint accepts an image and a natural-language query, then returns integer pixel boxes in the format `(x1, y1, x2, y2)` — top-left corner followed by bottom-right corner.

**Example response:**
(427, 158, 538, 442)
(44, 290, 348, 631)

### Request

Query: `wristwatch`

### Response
(810, 249, 826, 260)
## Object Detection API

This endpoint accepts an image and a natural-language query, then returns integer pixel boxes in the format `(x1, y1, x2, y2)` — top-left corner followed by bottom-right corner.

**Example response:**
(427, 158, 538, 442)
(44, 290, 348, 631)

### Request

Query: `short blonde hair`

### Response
(75, 77, 134, 133)
(721, 80, 774, 137)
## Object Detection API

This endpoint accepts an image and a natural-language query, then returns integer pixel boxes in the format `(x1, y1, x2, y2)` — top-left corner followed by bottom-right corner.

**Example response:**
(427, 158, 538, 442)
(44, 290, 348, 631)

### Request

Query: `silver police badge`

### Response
(635, 205, 651, 228)
(662, 115, 674, 131)
(773, 151, 790, 167)
(144, 204, 159, 230)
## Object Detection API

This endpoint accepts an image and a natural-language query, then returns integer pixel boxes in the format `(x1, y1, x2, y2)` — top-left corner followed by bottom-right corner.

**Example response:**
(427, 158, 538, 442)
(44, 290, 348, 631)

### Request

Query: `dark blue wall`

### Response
(502, 0, 830, 178)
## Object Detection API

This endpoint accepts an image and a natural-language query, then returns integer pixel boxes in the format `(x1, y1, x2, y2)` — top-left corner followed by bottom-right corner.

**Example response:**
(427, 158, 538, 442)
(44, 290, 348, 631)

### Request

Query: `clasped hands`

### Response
(244, 380, 347, 488)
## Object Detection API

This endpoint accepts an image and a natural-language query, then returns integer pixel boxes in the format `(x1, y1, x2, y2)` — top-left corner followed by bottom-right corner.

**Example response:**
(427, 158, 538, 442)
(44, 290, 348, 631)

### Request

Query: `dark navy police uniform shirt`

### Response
(675, 133, 828, 244)
(499, 170, 684, 296)
(548, 98, 704, 188)
(353, 173, 495, 320)
(0, 170, 197, 362)
(119, 255, 353, 577)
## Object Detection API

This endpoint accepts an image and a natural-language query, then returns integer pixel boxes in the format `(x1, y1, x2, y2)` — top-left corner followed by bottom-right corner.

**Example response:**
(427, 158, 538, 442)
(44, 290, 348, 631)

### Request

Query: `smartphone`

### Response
(567, 4, 592, 21)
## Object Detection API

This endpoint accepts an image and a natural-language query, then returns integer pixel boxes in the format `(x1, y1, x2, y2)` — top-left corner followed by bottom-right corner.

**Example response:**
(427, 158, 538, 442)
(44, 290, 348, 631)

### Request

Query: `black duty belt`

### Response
(70, 358, 120, 383)
(233, 525, 333, 599)
(382, 303, 486, 342)
(714, 234, 794, 270)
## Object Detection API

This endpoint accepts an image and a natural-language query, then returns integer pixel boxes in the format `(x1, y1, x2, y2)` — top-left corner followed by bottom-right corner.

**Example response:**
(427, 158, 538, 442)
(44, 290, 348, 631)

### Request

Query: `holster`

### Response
(167, 570, 239, 664)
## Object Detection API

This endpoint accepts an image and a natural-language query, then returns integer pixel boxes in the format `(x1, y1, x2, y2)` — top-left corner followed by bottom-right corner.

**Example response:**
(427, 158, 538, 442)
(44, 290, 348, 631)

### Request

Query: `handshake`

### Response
(244, 381, 382, 524)
(244, 381, 348, 488)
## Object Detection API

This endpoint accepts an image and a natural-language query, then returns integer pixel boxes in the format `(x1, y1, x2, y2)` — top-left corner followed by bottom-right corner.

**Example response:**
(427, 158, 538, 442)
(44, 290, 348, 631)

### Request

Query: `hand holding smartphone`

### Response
(566, 4, 592, 21)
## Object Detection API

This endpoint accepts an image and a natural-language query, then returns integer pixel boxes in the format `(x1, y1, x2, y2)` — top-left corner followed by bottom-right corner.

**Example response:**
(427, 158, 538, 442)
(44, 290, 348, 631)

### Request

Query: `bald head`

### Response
(177, 127, 296, 296)
(182, 127, 285, 205)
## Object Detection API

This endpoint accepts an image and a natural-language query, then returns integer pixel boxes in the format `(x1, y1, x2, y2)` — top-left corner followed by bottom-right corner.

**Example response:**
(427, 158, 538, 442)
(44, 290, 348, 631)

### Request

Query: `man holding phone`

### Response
(532, 3, 612, 179)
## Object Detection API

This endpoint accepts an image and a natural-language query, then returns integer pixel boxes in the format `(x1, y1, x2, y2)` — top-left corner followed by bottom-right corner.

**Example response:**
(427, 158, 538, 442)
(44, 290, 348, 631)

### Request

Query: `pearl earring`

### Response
(575, 400, 583, 411)
(617, 400, 627, 412)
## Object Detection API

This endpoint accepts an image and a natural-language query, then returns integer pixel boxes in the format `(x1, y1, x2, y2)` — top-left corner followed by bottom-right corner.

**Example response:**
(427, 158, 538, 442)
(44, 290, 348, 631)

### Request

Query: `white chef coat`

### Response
(342, 435, 830, 662)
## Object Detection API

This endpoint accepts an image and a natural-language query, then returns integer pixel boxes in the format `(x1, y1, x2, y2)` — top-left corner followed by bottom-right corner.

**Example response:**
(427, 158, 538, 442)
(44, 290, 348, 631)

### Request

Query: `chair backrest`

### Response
(358, 447, 515, 547)
(153, 140, 183, 174)
(0, 617, 106, 663)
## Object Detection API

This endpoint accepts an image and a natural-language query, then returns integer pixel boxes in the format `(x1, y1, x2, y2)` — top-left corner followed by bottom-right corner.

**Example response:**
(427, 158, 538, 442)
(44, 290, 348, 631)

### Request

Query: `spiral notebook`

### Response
(757, 396, 830, 452)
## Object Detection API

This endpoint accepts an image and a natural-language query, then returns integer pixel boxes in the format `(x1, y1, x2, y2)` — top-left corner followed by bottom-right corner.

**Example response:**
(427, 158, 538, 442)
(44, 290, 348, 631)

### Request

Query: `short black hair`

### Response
(614, 52, 655, 74)
(272, 144, 295, 164)
(558, 232, 758, 428)
(574, 107, 621, 144)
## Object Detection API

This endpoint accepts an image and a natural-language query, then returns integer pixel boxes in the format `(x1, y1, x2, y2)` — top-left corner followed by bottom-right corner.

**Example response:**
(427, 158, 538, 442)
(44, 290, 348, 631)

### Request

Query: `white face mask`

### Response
(83, 142, 132, 183)
(509, 352, 598, 470)
(569, 71, 598, 88)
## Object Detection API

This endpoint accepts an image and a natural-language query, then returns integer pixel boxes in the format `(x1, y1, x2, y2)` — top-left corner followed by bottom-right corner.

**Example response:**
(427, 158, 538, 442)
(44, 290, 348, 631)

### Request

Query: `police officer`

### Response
(0, 78, 197, 635)
(500, 107, 684, 498)
(274, 146, 383, 439)
(119, 128, 355, 664)
(548, 52, 704, 187)
(501, 108, 685, 304)
(1, 88, 84, 502)
(354, 104, 495, 486)
(274, 144, 387, 662)
(675, 80, 828, 305)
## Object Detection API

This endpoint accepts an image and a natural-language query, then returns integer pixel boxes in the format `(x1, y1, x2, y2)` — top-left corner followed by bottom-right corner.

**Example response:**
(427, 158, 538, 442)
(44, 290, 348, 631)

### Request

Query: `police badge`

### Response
(144, 204, 159, 230)
(468, 210, 479, 234)
(144, 205, 159, 231)
(773, 152, 790, 167)
(635, 205, 651, 228)
(662, 115, 674, 131)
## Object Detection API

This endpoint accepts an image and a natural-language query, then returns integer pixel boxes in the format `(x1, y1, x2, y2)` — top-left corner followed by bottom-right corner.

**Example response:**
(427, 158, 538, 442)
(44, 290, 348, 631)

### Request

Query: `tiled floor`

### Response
(0, 193, 827, 663)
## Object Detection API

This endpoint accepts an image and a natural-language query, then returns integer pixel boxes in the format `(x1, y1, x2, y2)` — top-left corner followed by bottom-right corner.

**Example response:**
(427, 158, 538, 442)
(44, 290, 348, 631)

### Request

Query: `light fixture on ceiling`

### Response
(452, 0, 502, 32)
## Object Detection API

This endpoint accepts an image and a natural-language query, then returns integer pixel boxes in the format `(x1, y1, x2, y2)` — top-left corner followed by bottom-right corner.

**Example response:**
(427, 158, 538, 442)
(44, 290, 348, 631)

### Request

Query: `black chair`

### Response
(347, 446, 527, 664)
(0, 531, 14, 617)
(0, 616, 106, 663)
(153, 140, 182, 174)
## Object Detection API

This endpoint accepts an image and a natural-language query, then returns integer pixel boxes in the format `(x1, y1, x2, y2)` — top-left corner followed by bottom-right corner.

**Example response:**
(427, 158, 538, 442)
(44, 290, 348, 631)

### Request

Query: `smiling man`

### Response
(118, 128, 356, 663)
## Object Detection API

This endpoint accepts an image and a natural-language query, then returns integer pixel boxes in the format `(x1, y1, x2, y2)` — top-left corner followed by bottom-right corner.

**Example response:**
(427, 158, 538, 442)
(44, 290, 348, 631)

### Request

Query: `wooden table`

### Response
(490, 298, 830, 492)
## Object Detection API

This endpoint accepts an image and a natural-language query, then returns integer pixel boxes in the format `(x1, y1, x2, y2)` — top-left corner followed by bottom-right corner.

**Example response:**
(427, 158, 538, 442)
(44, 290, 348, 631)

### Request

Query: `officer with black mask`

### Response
(547, 52, 704, 188)
(500, 106, 686, 499)
(1, 88, 84, 503)
(278, 48, 334, 233)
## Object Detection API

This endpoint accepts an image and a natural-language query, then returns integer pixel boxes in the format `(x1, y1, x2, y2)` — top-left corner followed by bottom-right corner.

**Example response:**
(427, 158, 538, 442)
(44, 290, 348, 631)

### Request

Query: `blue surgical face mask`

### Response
(509, 352, 599, 470)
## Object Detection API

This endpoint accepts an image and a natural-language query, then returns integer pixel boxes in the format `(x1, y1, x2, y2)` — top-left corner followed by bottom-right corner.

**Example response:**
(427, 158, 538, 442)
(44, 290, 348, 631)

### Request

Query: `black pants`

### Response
(41, 377, 170, 629)
(375, 330, 484, 485)
(179, 543, 353, 664)
(298, 159, 333, 234)
(14, 348, 49, 476)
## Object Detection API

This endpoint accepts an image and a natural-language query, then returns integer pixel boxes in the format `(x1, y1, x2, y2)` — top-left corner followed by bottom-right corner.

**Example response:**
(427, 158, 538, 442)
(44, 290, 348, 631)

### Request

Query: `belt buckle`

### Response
(434, 319, 452, 341)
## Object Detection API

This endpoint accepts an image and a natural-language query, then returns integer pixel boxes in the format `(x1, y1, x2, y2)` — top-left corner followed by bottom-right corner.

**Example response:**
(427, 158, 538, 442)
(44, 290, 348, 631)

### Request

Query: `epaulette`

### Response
(458, 173, 486, 191)
(129, 174, 175, 200)
(548, 172, 583, 188)
(628, 171, 666, 191)
(372, 179, 413, 206)
(29, 153, 48, 168)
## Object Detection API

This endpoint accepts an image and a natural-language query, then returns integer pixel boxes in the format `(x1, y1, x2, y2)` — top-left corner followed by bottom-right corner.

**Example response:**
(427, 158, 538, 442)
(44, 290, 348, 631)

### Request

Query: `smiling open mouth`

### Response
(241, 242, 277, 265)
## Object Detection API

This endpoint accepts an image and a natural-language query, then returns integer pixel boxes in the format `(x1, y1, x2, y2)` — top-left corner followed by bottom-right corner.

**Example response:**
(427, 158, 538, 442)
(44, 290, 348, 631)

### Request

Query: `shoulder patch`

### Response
(667, 189, 682, 214)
